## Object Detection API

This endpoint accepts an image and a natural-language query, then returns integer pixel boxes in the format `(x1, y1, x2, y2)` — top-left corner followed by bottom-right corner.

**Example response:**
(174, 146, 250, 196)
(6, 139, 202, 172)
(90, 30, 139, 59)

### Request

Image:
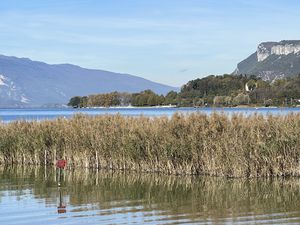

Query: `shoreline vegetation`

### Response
(68, 74, 300, 108)
(71, 105, 298, 109)
(1, 113, 299, 178)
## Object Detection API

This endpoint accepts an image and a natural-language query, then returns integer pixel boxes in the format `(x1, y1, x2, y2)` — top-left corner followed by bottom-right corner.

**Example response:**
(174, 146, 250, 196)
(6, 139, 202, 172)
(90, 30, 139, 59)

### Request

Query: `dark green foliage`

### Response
(250, 75, 300, 106)
(180, 74, 249, 98)
(68, 92, 128, 108)
(68, 74, 300, 107)
(131, 90, 165, 106)
(68, 96, 81, 108)
(87, 92, 121, 107)
(164, 91, 179, 105)
(69, 90, 169, 108)
(80, 96, 88, 108)
(180, 74, 300, 107)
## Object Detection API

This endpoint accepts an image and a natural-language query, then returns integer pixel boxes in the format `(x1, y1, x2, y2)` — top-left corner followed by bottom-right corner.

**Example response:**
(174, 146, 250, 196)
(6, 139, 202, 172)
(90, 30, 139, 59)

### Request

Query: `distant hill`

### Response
(233, 40, 300, 81)
(0, 55, 177, 107)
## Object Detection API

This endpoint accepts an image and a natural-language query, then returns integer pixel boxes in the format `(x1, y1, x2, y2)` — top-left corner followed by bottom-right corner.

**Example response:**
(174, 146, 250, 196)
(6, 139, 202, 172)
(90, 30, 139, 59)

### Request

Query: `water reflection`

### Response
(56, 164, 67, 214)
(1, 166, 300, 224)
(57, 187, 67, 214)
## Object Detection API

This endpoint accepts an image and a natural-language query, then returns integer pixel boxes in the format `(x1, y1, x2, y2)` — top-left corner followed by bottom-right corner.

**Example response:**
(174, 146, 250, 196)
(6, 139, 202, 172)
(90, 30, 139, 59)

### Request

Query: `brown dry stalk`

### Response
(0, 113, 299, 178)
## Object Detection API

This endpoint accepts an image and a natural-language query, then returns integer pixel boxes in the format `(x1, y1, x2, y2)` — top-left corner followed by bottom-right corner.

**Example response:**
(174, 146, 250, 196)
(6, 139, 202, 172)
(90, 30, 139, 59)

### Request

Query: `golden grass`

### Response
(0, 112, 299, 177)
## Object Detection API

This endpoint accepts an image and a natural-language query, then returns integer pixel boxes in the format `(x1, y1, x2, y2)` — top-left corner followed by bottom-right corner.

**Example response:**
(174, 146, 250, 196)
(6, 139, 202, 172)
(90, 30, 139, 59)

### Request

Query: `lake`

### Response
(1, 166, 300, 225)
(0, 107, 300, 122)
(1, 108, 300, 224)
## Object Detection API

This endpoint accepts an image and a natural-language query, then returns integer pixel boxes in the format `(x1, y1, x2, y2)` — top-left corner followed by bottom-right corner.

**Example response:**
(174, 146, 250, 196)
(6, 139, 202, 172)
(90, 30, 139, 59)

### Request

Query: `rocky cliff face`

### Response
(257, 42, 277, 62)
(257, 41, 300, 62)
(234, 40, 300, 81)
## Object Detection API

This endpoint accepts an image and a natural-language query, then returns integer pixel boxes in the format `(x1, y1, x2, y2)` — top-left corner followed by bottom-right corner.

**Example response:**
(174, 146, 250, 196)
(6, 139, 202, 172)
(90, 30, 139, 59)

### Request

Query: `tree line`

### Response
(68, 90, 171, 108)
(68, 74, 300, 107)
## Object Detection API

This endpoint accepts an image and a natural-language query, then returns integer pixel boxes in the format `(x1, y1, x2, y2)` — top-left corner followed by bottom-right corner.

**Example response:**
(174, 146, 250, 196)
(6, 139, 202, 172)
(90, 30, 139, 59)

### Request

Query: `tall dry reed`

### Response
(0, 113, 299, 177)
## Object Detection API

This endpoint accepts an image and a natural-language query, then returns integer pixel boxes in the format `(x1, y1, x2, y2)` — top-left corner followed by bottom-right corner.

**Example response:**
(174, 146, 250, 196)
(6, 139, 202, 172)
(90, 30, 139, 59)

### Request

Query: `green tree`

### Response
(68, 96, 81, 108)
(80, 96, 88, 108)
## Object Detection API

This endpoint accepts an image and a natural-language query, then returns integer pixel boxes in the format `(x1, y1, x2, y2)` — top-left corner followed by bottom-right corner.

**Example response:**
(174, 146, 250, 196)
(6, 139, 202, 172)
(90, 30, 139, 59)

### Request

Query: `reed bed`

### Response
(0, 113, 299, 177)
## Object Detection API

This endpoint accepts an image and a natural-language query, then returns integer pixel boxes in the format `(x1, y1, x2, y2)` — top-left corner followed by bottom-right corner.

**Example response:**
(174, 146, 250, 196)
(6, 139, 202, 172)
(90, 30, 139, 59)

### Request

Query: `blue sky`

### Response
(0, 0, 299, 86)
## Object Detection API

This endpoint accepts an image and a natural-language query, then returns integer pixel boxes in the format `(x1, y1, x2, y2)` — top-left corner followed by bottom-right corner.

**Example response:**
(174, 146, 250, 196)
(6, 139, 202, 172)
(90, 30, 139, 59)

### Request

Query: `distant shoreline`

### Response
(1, 105, 300, 110)
(82, 105, 178, 109)
(69, 105, 300, 110)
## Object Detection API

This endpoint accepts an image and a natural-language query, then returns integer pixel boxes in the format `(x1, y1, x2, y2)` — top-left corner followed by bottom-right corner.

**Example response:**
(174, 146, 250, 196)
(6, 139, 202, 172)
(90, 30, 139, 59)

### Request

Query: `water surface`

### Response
(0, 107, 299, 122)
(1, 167, 300, 224)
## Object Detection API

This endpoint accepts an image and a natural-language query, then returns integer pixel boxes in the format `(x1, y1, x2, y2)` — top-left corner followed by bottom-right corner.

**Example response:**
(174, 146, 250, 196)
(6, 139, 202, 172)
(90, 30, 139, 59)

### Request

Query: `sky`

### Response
(0, 0, 300, 87)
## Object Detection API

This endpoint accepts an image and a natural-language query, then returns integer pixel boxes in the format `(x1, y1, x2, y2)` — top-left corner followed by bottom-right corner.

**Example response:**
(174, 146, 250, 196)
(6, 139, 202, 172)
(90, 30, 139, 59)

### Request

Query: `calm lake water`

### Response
(1, 167, 300, 225)
(0, 107, 300, 122)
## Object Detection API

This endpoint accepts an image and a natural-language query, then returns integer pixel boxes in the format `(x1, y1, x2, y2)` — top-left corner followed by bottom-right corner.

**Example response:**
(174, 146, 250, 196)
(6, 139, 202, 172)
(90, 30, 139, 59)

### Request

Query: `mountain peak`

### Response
(234, 40, 300, 81)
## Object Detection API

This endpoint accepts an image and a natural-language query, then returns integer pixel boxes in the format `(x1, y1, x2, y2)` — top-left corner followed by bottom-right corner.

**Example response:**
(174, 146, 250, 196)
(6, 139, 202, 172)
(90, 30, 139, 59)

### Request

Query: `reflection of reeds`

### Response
(0, 113, 300, 177)
(2, 166, 300, 221)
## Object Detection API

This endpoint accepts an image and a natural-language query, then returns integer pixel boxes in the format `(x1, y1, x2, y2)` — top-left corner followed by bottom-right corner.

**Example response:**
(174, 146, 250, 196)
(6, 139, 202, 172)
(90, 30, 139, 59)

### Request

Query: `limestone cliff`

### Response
(234, 40, 300, 81)
(257, 41, 300, 62)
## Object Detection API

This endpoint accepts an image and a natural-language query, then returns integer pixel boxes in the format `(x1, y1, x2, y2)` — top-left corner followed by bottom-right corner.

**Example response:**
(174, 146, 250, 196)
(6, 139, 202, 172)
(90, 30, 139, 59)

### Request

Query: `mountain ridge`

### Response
(0, 54, 178, 107)
(233, 40, 300, 81)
